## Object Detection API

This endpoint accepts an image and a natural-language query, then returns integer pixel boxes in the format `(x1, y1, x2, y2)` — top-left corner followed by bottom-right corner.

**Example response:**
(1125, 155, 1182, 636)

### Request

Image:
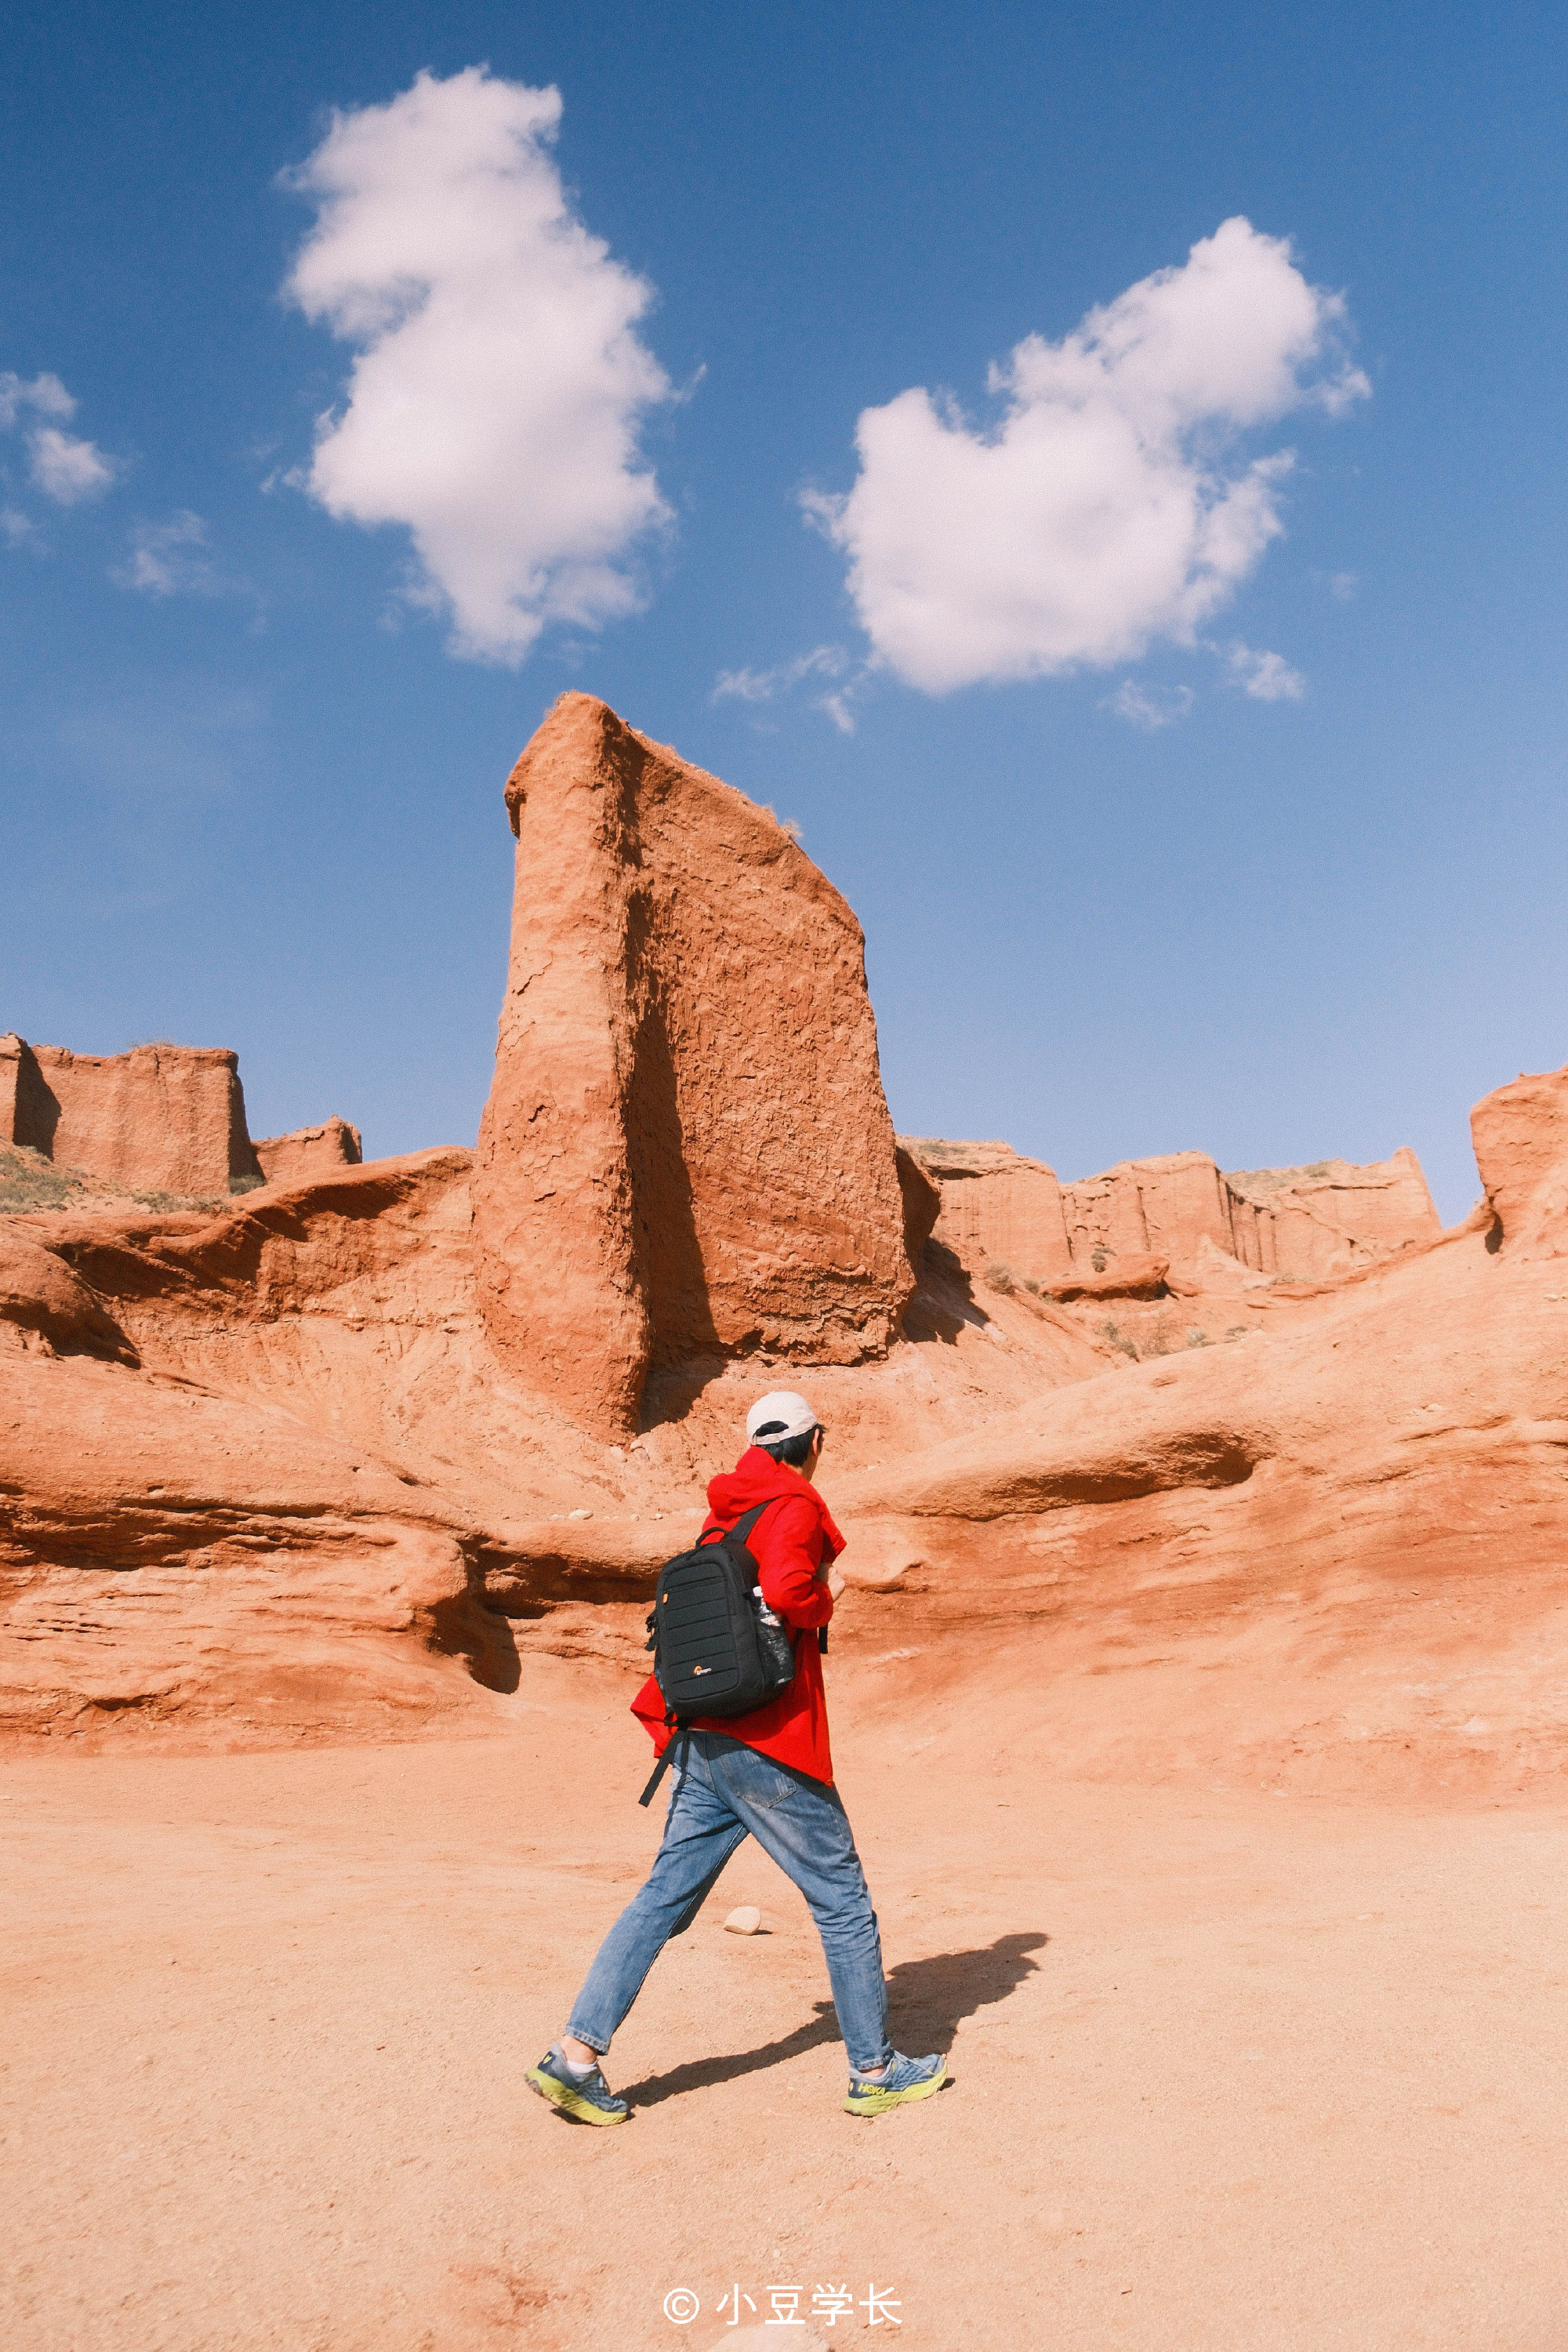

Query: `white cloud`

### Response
(1227, 641, 1305, 701)
(711, 644, 848, 704)
(0, 371, 75, 428)
(807, 216, 1369, 695)
(114, 510, 221, 597)
(2, 507, 40, 550)
(1329, 570, 1357, 600)
(28, 426, 116, 503)
(1105, 679, 1195, 730)
(282, 66, 674, 664)
(0, 371, 115, 505)
(712, 643, 866, 733)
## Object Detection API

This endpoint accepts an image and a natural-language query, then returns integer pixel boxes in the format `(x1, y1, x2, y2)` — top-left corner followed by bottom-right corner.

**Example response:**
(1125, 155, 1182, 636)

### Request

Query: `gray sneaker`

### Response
(526, 2044, 630, 2126)
(843, 2049, 946, 2117)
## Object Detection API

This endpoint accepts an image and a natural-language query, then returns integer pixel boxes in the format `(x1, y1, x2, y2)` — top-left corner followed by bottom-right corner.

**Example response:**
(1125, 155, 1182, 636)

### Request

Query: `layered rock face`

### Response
(1219, 1149, 1443, 1279)
(1062, 1149, 1236, 1276)
(254, 1117, 363, 1189)
(904, 1134, 1441, 1291)
(1471, 1062, 1568, 1256)
(902, 1138, 1074, 1282)
(830, 1203, 1568, 1789)
(474, 693, 916, 1436)
(0, 1035, 260, 1197)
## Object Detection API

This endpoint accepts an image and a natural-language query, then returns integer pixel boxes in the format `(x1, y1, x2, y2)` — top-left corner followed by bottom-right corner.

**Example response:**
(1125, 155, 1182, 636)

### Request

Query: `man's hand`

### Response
(826, 1566, 846, 1601)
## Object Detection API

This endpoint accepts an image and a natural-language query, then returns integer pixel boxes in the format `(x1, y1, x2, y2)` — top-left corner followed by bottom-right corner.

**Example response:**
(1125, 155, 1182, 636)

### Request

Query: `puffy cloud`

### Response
(282, 67, 674, 663)
(0, 371, 115, 505)
(1227, 641, 1305, 701)
(29, 424, 115, 503)
(807, 217, 1368, 695)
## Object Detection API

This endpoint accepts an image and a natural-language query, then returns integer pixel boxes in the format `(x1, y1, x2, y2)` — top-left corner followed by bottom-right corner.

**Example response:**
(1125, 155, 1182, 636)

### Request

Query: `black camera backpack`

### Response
(637, 1498, 799, 1806)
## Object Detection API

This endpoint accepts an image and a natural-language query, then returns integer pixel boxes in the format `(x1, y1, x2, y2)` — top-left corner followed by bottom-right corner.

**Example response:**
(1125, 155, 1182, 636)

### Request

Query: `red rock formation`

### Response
(1221, 1148, 1442, 1279)
(253, 1117, 364, 1189)
(1062, 1150, 1236, 1275)
(900, 1138, 1074, 1283)
(1038, 1254, 1170, 1301)
(0, 1136, 1099, 1735)
(832, 1192, 1568, 1788)
(905, 1135, 1439, 1294)
(2, 689, 1563, 1795)
(893, 1144, 942, 1269)
(474, 693, 916, 1437)
(0, 1034, 260, 1197)
(0, 1226, 135, 1361)
(1470, 1062, 1568, 1256)
(2, 994, 1566, 1788)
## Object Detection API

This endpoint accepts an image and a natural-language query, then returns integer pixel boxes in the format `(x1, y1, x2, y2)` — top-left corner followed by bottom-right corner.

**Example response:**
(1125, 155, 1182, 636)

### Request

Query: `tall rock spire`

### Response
(473, 693, 916, 1436)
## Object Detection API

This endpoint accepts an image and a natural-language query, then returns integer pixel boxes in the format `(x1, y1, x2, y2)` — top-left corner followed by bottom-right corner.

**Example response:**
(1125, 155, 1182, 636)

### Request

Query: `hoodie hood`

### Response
(706, 1446, 844, 1558)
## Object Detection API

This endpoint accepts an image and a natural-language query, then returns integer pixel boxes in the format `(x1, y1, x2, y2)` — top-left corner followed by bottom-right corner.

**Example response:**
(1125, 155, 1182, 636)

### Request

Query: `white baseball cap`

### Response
(746, 1390, 820, 1445)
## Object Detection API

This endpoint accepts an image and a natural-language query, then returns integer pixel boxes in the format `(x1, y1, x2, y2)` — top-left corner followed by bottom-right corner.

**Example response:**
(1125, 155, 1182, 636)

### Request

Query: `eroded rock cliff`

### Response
(253, 1117, 363, 1188)
(1471, 1062, 1568, 1257)
(902, 1134, 1442, 1293)
(473, 693, 916, 1436)
(1, 1035, 260, 1197)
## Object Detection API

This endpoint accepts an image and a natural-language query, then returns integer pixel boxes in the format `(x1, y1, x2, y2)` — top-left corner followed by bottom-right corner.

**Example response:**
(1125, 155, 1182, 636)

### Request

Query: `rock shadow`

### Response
(637, 1239, 998, 1432)
(429, 1566, 525, 1695)
(626, 995, 724, 1370)
(12, 1040, 61, 1157)
(897, 1237, 994, 1348)
(637, 1351, 731, 1432)
(615, 1929, 1047, 2108)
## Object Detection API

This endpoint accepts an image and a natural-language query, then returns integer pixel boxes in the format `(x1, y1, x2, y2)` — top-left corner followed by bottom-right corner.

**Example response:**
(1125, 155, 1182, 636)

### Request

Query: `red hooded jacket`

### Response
(632, 1446, 845, 1786)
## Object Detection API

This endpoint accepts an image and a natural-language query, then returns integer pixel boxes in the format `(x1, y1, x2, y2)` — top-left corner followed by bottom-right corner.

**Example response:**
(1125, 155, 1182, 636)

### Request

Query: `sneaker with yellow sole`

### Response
(843, 2050, 946, 2118)
(526, 2044, 630, 2125)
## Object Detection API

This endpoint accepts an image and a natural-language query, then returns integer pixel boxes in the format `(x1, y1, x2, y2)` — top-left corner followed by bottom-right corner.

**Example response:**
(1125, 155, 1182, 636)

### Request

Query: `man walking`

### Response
(526, 1391, 945, 2125)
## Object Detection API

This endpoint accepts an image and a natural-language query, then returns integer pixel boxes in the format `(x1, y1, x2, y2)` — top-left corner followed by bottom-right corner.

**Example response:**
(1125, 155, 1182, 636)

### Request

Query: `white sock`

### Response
(561, 2050, 597, 2079)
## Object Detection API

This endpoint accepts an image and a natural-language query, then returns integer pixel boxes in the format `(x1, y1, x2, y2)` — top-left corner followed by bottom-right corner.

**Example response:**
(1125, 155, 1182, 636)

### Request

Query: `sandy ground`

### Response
(6, 1662, 1568, 2352)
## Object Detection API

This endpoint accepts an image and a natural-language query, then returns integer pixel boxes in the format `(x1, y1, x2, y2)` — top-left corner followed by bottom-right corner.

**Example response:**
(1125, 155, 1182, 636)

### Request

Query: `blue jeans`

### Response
(567, 1733, 893, 2073)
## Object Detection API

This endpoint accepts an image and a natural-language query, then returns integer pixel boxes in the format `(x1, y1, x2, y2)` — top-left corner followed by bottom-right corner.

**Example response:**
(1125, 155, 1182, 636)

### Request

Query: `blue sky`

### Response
(2, 1, 1565, 1218)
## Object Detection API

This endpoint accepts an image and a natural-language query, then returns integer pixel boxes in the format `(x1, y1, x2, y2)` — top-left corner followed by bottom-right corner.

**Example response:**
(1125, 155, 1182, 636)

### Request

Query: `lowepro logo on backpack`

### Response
(637, 1499, 800, 1806)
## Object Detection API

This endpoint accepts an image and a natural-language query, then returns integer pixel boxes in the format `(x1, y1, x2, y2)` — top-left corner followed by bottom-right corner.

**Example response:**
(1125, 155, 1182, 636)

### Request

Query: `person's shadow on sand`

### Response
(617, 1930, 1047, 2109)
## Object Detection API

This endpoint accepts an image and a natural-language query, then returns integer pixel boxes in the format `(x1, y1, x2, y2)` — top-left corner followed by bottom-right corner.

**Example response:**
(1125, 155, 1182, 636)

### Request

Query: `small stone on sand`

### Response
(723, 1905, 762, 1936)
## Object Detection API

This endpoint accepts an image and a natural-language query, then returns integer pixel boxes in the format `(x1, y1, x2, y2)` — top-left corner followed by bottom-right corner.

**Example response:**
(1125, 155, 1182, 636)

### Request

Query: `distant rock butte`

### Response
(901, 1135, 1441, 1291)
(2, 1034, 260, 1198)
(253, 1118, 363, 1189)
(474, 691, 916, 1437)
(1, 1033, 361, 1204)
(902, 1138, 1076, 1285)
(1471, 1062, 1568, 1258)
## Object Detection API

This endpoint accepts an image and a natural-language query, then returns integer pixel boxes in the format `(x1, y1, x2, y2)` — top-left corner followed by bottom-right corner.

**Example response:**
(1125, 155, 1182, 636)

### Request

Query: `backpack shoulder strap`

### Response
(638, 1725, 686, 1809)
(699, 1494, 784, 1551)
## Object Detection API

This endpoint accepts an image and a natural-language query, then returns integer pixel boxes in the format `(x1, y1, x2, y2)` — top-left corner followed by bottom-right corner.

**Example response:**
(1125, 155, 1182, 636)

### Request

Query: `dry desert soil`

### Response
(6, 1656, 1568, 2352)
